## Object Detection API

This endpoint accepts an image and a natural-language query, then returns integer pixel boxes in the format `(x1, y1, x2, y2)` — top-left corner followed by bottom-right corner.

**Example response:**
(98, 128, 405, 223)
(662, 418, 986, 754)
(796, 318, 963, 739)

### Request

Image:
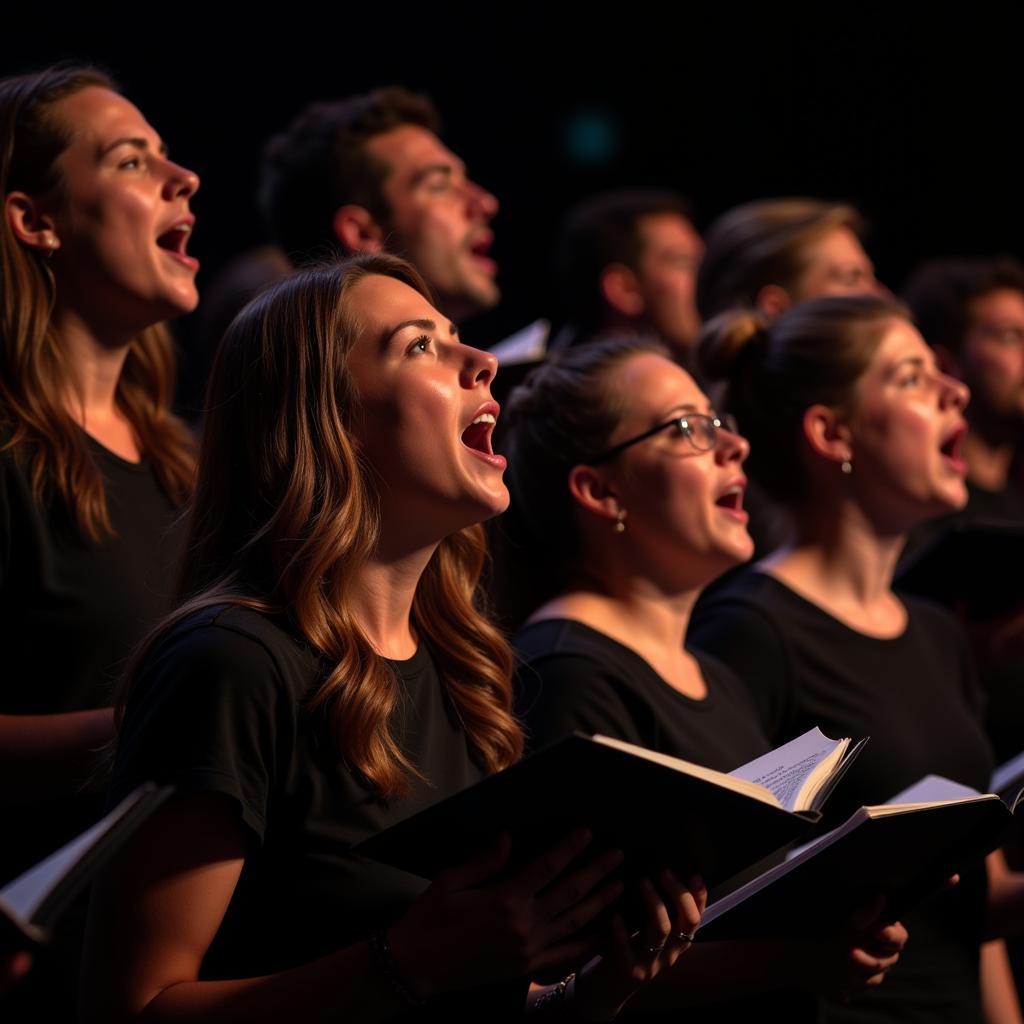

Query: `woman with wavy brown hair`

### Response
(0, 65, 197, 879)
(81, 254, 703, 1023)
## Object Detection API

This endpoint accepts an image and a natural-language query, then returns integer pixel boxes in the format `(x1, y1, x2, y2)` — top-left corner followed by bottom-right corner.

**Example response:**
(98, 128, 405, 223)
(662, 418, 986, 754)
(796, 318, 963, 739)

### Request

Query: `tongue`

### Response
(461, 422, 491, 454)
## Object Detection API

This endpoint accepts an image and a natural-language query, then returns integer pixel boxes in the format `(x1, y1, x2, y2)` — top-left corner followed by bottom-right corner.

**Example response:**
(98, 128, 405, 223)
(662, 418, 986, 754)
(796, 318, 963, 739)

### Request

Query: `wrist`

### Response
(370, 924, 433, 1004)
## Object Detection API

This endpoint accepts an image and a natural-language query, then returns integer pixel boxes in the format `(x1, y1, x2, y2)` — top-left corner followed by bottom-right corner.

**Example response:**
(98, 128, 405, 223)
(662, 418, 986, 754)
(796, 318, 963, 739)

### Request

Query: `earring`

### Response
(841, 458, 853, 475)
(614, 509, 626, 534)
(43, 235, 56, 259)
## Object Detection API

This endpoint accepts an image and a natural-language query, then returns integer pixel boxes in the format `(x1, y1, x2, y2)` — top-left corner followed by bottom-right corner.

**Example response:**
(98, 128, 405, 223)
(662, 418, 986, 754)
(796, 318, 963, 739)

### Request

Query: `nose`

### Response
(715, 424, 750, 465)
(938, 370, 969, 412)
(162, 159, 200, 201)
(460, 344, 498, 389)
(465, 178, 498, 221)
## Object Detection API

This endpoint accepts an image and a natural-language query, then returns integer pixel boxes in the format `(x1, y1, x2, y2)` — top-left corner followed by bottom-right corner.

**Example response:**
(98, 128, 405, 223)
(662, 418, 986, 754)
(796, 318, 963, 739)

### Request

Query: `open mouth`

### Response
(156, 221, 199, 269)
(461, 413, 496, 455)
(939, 424, 967, 468)
(715, 485, 745, 511)
(468, 235, 497, 274)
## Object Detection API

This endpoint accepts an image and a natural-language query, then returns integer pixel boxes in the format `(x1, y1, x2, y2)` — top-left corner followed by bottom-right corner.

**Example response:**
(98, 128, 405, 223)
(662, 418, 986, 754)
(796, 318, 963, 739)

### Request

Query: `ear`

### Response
(5, 191, 60, 253)
(802, 403, 853, 466)
(332, 204, 386, 254)
(933, 344, 963, 379)
(599, 263, 646, 318)
(755, 283, 791, 319)
(567, 463, 621, 523)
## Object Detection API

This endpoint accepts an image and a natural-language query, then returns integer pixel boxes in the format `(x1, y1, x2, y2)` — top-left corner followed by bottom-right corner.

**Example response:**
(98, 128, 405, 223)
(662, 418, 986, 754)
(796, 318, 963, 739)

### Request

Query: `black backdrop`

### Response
(6, 7, 1023, 396)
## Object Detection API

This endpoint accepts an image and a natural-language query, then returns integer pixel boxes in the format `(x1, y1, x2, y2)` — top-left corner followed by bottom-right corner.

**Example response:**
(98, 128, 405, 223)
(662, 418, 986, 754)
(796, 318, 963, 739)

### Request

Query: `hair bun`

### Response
(696, 309, 769, 383)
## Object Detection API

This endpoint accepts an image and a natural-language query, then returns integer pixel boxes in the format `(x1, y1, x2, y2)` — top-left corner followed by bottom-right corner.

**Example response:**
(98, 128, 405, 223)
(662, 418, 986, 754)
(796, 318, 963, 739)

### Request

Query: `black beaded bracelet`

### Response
(368, 928, 425, 1007)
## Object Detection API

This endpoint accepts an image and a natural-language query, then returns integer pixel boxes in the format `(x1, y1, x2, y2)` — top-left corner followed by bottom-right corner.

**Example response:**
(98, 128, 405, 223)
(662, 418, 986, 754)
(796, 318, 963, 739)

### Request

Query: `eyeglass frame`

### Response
(589, 412, 740, 465)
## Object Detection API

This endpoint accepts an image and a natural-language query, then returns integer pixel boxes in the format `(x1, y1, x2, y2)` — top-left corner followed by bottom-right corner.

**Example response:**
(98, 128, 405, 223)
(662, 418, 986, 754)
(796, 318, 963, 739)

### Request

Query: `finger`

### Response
(508, 829, 593, 897)
(610, 913, 635, 969)
(536, 847, 624, 919)
(850, 947, 899, 977)
(636, 878, 671, 954)
(546, 877, 625, 945)
(688, 873, 708, 917)
(434, 831, 511, 890)
(662, 869, 702, 936)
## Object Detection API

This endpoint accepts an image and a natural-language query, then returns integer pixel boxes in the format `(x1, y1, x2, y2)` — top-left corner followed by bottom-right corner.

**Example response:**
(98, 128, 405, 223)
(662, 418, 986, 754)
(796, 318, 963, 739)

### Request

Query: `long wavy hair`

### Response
(0, 65, 194, 540)
(128, 254, 521, 798)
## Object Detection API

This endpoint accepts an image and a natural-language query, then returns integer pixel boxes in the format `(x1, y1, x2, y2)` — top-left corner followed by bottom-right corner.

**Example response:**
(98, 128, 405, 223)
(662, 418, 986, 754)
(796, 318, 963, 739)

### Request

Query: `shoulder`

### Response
(159, 604, 312, 670)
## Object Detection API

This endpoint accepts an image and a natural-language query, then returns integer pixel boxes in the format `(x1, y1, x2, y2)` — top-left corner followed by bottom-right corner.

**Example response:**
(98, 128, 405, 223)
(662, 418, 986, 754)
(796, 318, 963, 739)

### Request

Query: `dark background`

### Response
(7, 8, 1022, 395)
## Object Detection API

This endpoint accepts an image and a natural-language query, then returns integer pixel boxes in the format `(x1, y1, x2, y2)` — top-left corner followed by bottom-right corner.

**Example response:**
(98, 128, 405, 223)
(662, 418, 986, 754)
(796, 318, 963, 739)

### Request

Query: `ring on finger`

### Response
(676, 931, 696, 943)
(642, 942, 665, 954)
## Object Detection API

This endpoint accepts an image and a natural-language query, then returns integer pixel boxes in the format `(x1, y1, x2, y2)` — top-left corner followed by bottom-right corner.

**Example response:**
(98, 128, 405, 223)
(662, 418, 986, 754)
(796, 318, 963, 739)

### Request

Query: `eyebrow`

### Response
(382, 317, 459, 350)
(98, 137, 168, 159)
(409, 162, 464, 188)
(662, 402, 703, 419)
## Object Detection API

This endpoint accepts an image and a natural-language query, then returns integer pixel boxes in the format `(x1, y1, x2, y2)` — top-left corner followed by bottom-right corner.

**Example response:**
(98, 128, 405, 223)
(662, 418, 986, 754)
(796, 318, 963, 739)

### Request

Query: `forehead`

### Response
(868, 318, 932, 370)
(51, 86, 156, 150)
(365, 123, 462, 186)
(637, 212, 702, 253)
(347, 272, 441, 339)
(614, 352, 707, 427)
(968, 287, 1024, 323)
(802, 226, 869, 267)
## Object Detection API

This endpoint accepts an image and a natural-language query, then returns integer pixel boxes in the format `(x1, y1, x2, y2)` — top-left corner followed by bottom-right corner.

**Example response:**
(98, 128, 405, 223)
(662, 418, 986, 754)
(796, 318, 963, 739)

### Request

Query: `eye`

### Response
(118, 156, 141, 170)
(406, 335, 432, 356)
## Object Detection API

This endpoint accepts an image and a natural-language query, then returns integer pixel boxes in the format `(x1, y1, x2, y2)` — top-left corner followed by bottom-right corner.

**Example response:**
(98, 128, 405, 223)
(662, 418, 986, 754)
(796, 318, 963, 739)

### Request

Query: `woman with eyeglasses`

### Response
(496, 336, 907, 1021)
(689, 295, 1024, 1023)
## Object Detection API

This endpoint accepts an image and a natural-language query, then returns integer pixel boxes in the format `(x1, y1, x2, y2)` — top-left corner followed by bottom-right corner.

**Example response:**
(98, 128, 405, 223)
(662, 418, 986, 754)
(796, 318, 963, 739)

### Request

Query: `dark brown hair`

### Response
(128, 254, 521, 798)
(697, 294, 908, 503)
(904, 255, 1024, 355)
(553, 189, 696, 336)
(0, 65, 194, 541)
(260, 87, 440, 262)
(494, 336, 668, 627)
(697, 198, 863, 319)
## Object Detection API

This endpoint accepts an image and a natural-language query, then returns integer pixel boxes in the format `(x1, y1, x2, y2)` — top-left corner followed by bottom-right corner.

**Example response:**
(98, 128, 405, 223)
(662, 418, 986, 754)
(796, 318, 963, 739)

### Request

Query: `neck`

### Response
(770, 498, 905, 608)
(349, 540, 437, 659)
(52, 305, 133, 426)
(963, 426, 1015, 493)
(552, 562, 699, 656)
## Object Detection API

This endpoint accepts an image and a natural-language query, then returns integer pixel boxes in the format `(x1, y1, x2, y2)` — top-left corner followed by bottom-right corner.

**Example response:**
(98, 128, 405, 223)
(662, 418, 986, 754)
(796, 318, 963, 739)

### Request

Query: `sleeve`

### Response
(515, 652, 646, 753)
(109, 623, 295, 843)
(687, 596, 797, 744)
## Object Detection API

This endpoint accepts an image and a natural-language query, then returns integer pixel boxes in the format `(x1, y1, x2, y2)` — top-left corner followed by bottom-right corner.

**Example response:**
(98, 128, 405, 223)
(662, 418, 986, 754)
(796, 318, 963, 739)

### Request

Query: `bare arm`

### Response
(0, 709, 114, 801)
(985, 849, 1024, 940)
(981, 938, 1023, 1024)
(82, 793, 630, 1024)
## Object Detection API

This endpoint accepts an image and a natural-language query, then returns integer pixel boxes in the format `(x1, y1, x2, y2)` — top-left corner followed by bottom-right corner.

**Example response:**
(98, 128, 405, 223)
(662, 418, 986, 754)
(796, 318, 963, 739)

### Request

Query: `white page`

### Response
(992, 750, 1024, 795)
(729, 727, 840, 810)
(0, 789, 145, 922)
(887, 774, 980, 806)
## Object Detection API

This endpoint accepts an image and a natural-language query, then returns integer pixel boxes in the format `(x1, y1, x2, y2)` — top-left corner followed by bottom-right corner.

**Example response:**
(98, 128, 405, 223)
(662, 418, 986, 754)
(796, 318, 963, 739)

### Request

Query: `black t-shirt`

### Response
(513, 618, 816, 1023)
(110, 604, 523, 1020)
(690, 571, 994, 1024)
(0, 437, 185, 883)
(515, 618, 770, 771)
(0, 436, 185, 715)
(904, 479, 1024, 766)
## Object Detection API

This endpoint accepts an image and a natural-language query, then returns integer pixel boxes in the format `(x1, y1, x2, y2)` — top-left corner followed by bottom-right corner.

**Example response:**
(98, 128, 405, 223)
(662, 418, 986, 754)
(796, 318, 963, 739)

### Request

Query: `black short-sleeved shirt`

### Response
(514, 618, 770, 771)
(514, 618, 817, 1023)
(0, 438, 185, 882)
(690, 571, 995, 1024)
(110, 604, 523, 1021)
